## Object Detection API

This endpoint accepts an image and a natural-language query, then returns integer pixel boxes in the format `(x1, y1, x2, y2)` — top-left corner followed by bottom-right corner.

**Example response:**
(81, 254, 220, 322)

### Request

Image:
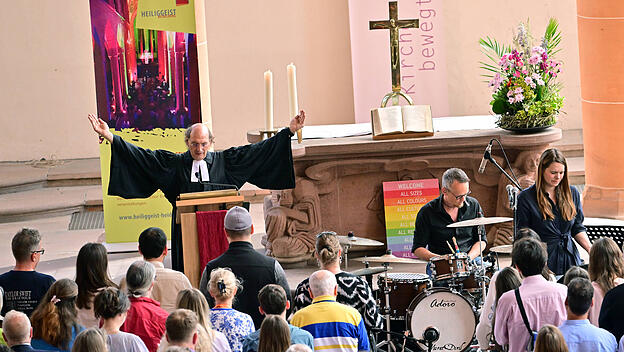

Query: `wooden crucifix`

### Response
(370, 1, 419, 96)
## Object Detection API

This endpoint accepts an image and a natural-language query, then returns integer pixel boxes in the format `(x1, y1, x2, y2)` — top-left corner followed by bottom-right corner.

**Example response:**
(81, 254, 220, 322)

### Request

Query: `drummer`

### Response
(412, 168, 487, 275)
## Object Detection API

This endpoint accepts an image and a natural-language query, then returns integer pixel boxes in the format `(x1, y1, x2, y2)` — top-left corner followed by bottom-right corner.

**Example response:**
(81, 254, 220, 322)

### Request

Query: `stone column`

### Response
(577, 0, 624, 218)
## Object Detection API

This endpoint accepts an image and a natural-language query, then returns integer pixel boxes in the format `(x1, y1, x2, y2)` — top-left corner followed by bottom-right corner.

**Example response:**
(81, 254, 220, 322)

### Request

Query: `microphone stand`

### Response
(195, 171, 239, 191)
(483, 143, 521, 241)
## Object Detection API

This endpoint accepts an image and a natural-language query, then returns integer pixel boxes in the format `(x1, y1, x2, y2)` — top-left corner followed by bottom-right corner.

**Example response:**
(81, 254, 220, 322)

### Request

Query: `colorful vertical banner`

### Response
(348, 0, 449, 123)
(89, 0, 202, 243)
(383, 179, 439, 257)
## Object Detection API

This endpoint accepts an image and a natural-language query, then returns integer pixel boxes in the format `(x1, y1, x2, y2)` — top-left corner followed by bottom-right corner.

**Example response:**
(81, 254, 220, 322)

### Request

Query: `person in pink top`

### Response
(494, 237, 568, 352)
(587, 237, 624, 326)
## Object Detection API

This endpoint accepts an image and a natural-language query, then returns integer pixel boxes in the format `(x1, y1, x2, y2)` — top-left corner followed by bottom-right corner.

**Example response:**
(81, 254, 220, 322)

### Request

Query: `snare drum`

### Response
(377, 273, 430, 320)
(431, 253, 472, 281)
(406, 287, 477, 352)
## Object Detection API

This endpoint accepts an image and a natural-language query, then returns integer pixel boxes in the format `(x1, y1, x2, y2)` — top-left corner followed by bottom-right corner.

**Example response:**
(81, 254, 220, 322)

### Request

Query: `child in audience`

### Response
(75, 243, 118, 328)
(158, 289, 231, 352)
(71, 328, 107, 352)
(588, 237, 624, 326)
(535, 325, 569, 352)
(208, 268, 254, 352)
(31, 279, 84, 351)
(258, 315, 290, 352)
(94, 287, 148, 352)
(490, 267, 522, 349)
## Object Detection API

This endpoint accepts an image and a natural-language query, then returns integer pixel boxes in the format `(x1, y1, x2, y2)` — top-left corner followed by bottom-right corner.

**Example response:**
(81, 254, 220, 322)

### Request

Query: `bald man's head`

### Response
(185, 123, 214, 160)
(3, 310, 31, 346)
(309, 270, 337, 297)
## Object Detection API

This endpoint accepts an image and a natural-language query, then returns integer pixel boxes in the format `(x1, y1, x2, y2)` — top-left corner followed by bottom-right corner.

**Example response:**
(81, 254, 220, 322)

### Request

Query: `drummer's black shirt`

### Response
(412, 195, 486, 255)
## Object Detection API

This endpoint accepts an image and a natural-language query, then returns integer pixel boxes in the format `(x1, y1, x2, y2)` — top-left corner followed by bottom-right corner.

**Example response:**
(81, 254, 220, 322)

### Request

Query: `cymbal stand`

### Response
(343, 243, 352, 270)
(376, 261, 397, 352)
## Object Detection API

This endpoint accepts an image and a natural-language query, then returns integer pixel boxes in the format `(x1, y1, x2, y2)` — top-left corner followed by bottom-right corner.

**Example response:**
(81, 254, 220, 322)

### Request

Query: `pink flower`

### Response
(529, 55, 540, 65)
(515, 93, 524, 102)
(514, 87, 523, 94)
(525, 77, 536, 88)
(489, 73, 503, 92)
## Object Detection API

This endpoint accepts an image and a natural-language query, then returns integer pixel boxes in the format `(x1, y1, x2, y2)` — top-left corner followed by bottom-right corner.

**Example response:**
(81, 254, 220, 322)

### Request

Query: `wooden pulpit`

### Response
(176, 190, 244, 287)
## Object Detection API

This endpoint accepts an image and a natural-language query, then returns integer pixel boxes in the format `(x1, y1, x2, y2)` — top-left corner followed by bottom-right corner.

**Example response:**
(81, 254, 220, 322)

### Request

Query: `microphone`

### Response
(506, 184, 518, 200)
(423, 326, 440, 343)
(478, 141, 493, 174)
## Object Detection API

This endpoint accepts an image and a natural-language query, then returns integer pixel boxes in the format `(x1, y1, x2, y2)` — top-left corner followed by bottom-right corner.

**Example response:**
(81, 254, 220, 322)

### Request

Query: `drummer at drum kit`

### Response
(411, 168, 487, 280)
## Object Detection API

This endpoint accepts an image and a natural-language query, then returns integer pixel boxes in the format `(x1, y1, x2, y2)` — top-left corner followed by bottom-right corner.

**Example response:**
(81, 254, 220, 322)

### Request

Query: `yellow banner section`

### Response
(136, 0, 196, 34)
(101, 129, 187, 243)
(383, 206, 420, 223)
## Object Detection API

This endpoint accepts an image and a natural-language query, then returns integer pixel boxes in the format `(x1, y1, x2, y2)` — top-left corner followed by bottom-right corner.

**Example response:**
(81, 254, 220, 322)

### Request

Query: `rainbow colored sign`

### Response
(383, 179, 439, 258)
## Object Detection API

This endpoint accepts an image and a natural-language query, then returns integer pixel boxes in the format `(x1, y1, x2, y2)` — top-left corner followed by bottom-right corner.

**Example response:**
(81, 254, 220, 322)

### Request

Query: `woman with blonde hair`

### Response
(31, 279, 85, 351)
(258, 315, 290, 352)
(292, 231, 382, 331)
(158, 289, 231, 352)
(71, 328, 107, 352)
(94, 287, 148, 352)
(534, 325, 568, 352)
(517, 148, 592, 276)
(587, 237, 624, 325)
(208, 268, 254, 352)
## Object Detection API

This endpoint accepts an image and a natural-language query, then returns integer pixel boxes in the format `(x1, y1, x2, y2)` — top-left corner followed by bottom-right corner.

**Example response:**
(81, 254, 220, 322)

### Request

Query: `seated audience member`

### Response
(70, 328, 107, 352)
(258, 316, 289, 352)
(137, 227, 192, 313)
(199, 206, 291, 328)
(558, 278, 616, 352)
(2, 310, 46, 352)
(165, 310, 199, 351)
(31, 279, 84, 351)
(598, 273, 624, 341)
(494, 238, 567, 352)
(120, 261, 168, 352)
(563, 266, 590, 286)
(588, 238, 624, 326)
(158, 289, 230, 352)
(242, 285, 313, 352)
(476, 228, 550, 349)
(535, 325, 569, 352)
(94, 287, 148, 352)
(285, 345, 312, 352)
(487, 267, 522, 349)
(0, 228, 55, 317)
(75, 243, 117, 328)
(207, 268, 254, 352)
(291, 270, 369, 352)
(292, 232, 382, 331)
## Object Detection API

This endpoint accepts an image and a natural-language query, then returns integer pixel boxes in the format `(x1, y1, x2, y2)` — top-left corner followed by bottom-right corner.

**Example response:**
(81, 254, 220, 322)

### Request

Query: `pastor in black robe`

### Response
(107, 127, 296, 271)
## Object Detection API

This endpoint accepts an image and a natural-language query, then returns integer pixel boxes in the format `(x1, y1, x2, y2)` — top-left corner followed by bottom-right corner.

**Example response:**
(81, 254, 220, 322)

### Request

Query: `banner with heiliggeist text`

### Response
(89, 0, 202, 243)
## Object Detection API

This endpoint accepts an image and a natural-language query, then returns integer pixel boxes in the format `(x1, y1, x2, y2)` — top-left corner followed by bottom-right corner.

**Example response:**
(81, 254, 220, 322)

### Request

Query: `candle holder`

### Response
(259, 129, 279, 140)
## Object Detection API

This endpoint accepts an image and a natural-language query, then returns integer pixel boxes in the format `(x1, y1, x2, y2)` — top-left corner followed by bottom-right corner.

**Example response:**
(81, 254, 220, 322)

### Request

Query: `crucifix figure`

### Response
(370, 1, 419, 106)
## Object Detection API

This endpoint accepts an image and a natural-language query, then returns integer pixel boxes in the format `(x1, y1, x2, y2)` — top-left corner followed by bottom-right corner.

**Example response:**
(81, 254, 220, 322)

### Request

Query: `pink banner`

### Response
(348, 0, 449, 123)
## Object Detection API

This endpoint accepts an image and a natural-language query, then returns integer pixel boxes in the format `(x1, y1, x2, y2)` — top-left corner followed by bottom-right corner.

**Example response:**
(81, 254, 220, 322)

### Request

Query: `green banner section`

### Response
(136, 0, 197, 34)
(100, 129, 187, 243)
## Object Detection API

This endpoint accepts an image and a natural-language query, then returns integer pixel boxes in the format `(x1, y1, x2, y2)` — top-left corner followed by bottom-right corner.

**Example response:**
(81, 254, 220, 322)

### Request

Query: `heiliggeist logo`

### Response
(141, 8, 177, 19)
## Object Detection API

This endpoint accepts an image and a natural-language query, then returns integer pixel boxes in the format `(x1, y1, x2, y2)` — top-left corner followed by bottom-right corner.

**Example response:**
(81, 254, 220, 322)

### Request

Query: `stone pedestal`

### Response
(249, 127, 561, 259)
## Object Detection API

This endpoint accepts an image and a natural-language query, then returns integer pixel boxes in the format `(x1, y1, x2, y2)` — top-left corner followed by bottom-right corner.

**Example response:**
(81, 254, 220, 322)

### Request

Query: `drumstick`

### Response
(446, 241, 455, 253)
(452, 237, 459, 252)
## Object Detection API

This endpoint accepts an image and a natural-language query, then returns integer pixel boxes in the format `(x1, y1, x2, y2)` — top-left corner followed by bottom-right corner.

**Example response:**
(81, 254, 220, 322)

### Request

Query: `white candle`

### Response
(287, 63, 298, 119)
(264, 70, 273, 131)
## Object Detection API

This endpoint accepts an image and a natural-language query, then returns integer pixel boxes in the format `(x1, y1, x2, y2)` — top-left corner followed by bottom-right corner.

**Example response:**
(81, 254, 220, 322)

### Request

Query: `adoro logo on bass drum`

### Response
(429, 298, 456, 308)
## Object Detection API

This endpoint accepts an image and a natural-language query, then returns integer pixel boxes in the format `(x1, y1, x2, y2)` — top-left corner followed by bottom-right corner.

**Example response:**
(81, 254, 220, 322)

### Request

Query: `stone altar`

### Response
(248, 126, 561, 260)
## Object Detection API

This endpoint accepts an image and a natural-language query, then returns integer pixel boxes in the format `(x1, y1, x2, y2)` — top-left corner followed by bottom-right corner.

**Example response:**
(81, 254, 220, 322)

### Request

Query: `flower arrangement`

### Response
(480, 19, 564, 130)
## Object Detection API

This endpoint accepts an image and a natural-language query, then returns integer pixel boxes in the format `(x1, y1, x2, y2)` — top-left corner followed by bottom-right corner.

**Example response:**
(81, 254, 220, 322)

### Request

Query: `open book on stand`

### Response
(371, 105, 433, 140)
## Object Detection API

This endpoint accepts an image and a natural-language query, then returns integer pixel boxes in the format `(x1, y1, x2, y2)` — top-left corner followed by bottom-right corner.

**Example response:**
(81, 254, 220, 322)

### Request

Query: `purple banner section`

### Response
(348, 0, 449, 123)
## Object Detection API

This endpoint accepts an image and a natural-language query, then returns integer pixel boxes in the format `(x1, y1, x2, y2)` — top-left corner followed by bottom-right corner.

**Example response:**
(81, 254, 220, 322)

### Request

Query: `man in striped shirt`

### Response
(290, 270, 369, 352)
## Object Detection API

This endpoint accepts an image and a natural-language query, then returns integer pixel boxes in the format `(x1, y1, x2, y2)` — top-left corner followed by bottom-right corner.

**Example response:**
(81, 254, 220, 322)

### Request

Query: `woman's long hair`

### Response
(176, 289, 215, 352)
(535, 325, 568, 352)
(491, 267, 521, 347)
(589, 237, 624, 293)
(31, 279, 80, 350)
(258, 315, 290, 352)
(75, 243, 117, 309)
(535, 149, 576, 221)
(315, 231, 342, 268)
(71, 328, 107, 352)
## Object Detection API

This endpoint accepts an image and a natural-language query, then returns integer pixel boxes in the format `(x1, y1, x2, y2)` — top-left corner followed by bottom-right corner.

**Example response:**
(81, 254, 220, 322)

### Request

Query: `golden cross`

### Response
(370, 1, 419, 94)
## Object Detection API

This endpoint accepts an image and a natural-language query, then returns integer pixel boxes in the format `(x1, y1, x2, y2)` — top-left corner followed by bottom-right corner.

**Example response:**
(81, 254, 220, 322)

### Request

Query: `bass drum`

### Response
(406, 288, 477, 352)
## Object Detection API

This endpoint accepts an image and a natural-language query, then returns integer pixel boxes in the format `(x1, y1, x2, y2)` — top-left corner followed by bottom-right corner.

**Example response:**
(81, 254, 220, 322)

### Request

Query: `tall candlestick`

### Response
(287, 63, 302, 143)
(264, 70, 273, 131)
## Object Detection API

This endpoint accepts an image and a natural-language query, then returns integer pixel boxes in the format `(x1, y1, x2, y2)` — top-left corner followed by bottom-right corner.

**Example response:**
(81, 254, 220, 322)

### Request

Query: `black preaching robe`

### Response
(107, 127, 296, 271)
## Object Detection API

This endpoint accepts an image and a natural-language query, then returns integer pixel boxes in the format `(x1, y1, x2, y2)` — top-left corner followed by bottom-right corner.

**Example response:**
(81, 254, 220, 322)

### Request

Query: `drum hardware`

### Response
(338, 232, 384, 269)
(489, 244, 513, 254)
(356, 252, 428, 265)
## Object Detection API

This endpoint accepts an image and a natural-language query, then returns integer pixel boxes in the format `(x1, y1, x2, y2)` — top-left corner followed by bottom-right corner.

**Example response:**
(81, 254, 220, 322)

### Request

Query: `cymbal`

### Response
(446, 217, 513, 228)
(489, 244, 513, 254)
(350, 266, 391, 277)
(356, 254, 428, 264)
(337, 235, 384, 247)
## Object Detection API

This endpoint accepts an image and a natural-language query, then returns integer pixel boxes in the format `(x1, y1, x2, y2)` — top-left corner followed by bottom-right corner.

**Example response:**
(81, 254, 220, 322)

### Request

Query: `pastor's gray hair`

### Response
(441, 168, 470, 189)
(184, 123, 214, 143)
